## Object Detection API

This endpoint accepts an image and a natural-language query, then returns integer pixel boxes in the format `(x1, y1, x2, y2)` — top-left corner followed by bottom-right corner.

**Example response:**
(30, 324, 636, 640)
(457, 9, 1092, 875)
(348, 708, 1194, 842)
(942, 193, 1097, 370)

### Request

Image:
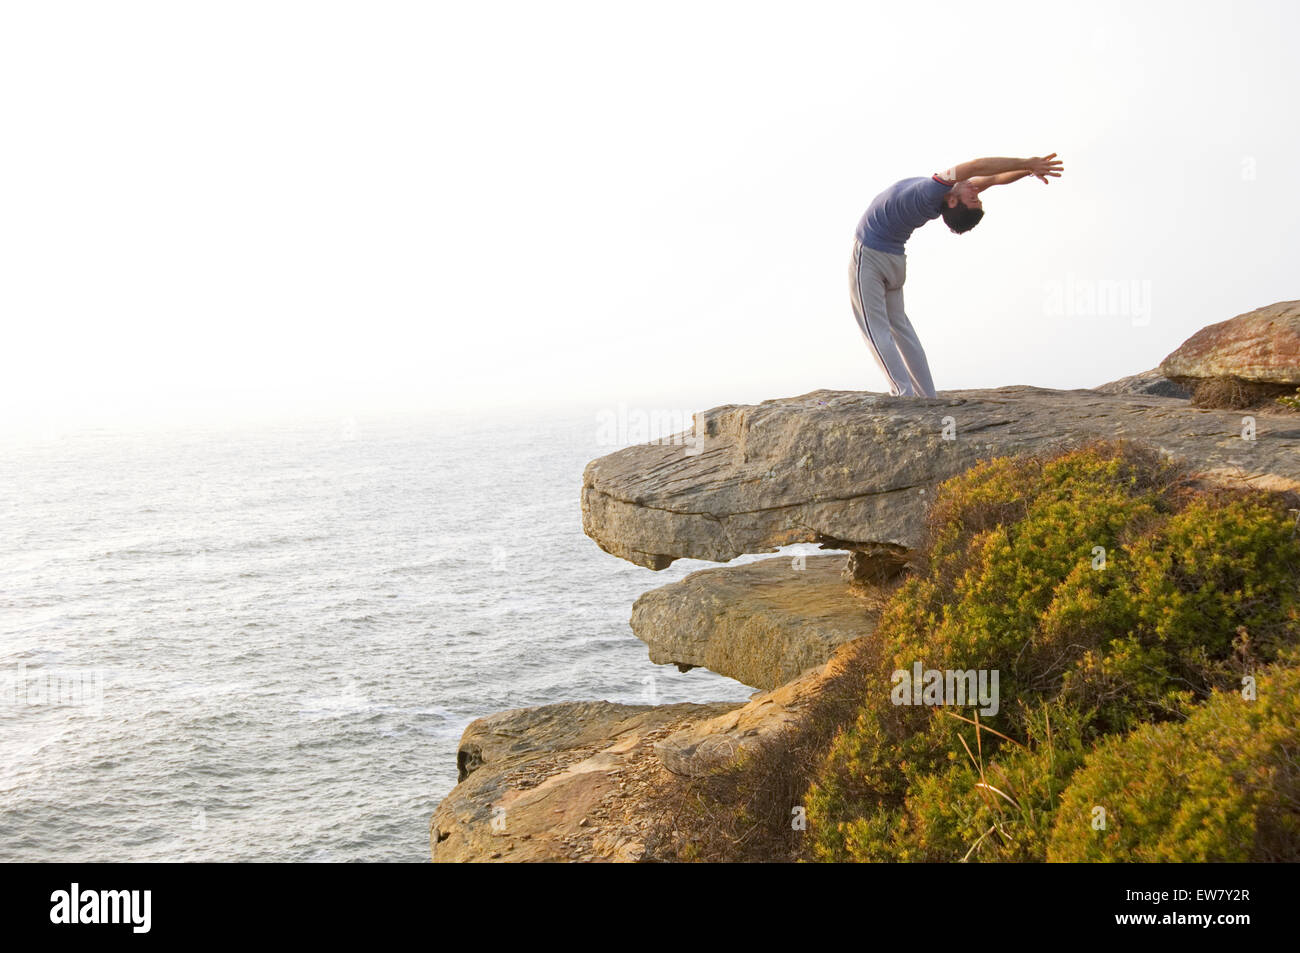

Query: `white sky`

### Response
(2, 0, 1297, 436)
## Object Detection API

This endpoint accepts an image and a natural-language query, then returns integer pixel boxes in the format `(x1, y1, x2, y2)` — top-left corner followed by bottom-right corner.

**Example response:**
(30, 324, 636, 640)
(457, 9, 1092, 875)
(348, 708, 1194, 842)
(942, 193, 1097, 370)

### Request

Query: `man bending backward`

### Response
(849, 153, 1064, 396)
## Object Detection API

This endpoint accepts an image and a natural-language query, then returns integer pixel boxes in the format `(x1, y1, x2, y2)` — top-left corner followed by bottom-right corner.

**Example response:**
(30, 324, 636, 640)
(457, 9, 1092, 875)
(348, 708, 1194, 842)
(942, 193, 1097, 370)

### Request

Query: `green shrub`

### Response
(806, 441, 1300, 862)
(1048, 659, 1300, 862)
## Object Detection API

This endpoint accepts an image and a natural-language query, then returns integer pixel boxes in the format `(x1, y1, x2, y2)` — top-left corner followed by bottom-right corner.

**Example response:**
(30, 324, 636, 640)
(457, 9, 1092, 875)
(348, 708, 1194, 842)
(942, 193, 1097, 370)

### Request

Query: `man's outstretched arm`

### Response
(969, 169, 1032, 192)
(948, 153, 1063, 188)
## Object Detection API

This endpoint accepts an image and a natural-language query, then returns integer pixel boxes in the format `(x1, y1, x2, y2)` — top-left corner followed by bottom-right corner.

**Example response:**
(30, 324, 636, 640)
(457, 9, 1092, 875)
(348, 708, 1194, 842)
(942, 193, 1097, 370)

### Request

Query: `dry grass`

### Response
(1187, 376, 1296, 411)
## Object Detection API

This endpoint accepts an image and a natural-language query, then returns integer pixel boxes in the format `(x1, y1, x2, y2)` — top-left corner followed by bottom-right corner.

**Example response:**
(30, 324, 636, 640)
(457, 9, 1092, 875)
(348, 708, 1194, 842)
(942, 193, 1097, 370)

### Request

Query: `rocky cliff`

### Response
(431, 304, 1300, 862)
(581, 385, 1300, 572)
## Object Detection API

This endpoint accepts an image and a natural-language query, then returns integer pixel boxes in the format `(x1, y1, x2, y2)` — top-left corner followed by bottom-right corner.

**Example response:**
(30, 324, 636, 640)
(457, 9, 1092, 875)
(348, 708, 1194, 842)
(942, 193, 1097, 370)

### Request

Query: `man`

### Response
(849, 154, 1064, 397)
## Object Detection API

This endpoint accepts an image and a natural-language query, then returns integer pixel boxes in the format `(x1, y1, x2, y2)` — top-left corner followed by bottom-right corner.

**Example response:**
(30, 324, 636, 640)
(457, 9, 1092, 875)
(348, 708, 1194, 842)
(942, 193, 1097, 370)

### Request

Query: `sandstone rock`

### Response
(430, 700, 739, 862)
(655, 639, 866, 778)
(454, 699, 659, 783)
(1160, 301, 1300, 385)
(629, 554, 882, 690)
(1094, 369, 1190, 399)
(582, 386, 1300, 569)
(430, 651, 873, 861)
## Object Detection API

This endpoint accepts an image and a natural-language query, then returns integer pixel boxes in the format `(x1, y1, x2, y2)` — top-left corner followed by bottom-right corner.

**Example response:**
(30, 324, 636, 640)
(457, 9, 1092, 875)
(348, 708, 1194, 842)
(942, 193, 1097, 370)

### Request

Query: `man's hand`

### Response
(1026, 153, 1064, 183)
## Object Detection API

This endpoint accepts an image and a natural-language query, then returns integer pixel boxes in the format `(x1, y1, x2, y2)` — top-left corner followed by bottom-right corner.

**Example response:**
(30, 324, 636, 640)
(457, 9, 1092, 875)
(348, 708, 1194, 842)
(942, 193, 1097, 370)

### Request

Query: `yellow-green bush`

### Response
(1048, 659, 1300, 862)
(806, 441, 1300, 862)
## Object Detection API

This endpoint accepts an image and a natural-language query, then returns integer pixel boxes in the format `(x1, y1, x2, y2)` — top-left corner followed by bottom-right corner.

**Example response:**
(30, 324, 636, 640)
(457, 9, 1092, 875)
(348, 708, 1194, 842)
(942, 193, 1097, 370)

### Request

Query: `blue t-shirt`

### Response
(855, 174, 954, 255)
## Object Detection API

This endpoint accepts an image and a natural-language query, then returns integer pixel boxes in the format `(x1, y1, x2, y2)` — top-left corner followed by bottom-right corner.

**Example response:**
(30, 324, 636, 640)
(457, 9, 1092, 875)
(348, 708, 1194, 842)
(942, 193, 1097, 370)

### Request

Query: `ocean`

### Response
(0, 408, 811, 862)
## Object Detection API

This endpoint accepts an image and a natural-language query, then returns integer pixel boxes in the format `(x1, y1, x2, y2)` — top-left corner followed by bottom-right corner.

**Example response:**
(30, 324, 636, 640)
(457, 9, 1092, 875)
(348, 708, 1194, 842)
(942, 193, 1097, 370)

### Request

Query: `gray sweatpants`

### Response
(848, 238, 937, 397)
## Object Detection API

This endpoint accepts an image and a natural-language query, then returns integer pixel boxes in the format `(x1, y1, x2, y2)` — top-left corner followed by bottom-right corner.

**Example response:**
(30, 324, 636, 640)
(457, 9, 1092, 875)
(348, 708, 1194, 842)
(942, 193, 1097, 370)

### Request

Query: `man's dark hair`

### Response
(941, 201, 985, 235)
